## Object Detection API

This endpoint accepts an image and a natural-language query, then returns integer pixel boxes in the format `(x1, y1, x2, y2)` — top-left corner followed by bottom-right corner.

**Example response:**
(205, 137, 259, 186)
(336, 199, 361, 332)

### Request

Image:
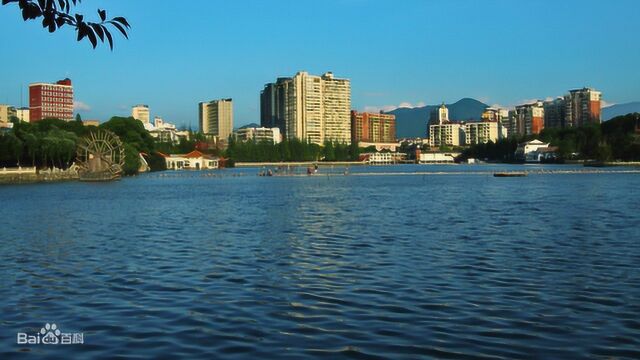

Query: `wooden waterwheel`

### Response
(76, 129, 125, 181)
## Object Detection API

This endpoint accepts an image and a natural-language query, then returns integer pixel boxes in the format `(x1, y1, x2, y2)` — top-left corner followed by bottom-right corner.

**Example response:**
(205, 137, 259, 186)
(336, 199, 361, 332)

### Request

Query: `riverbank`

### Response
(0, 167, 78, 185)
(234, 161, 367, 167)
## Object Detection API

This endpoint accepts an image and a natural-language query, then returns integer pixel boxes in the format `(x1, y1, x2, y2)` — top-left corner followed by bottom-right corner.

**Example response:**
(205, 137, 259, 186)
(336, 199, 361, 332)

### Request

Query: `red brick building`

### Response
(29, 78, 74, 122)
(351, 111, 396, 143)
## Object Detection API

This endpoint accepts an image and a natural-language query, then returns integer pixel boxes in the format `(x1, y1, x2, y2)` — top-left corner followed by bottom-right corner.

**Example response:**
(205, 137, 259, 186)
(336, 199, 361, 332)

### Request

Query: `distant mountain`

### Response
(603, 102, 640, 121)
(386, 98, 489, 138)
(238, 122, 261, 129)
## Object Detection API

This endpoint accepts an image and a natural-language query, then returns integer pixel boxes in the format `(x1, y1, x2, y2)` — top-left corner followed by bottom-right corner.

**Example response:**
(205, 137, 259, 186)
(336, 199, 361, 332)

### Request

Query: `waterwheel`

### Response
(76, 129, 125, 181)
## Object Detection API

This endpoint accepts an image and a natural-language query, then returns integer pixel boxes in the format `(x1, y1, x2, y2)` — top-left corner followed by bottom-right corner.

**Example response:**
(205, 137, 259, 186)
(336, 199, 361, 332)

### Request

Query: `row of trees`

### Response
(0, 116, 168, 175)
(225, 137, 361, 162)
(461, 114, 640, 162)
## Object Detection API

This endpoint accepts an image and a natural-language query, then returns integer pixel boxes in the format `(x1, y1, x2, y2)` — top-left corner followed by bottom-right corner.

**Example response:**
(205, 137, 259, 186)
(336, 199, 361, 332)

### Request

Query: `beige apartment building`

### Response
(262, 71, 351, 145)
(465, 121, 500, 145)
(0, 105, 17, 124)
(198, 98, 233, 142)
(430, 123, 463, 147)
(132, 104, 150, 124)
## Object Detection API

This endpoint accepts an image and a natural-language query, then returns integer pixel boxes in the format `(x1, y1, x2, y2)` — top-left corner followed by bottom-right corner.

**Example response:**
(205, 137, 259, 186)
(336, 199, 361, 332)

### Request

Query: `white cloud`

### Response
(601, 100, 615, 108)
(363, 101, 426, 113)
(73, 100, 91, 112)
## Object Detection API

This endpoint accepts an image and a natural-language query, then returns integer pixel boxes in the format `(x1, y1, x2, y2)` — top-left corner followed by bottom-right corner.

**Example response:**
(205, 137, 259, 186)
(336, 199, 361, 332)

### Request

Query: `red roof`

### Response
(184, 150, 204, 158)
(156, 151, 169, 158)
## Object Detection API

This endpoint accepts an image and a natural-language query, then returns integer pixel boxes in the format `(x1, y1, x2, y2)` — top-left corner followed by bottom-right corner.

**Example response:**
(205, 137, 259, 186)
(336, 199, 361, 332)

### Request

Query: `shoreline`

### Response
(2, 162, 639, 185)
(234, 161, 367, 167)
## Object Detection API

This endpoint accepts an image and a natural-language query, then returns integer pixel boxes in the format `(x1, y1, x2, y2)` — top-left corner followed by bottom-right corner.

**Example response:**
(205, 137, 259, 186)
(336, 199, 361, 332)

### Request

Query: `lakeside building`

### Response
(465, 121, 500, 145)
(543, 97, 566, 129)
(259, 77, 289, 135)
(543, 88, 602, 129)
(359, 152, 406, 164)
(351, 111, 396, 144)
(0, 105, 17, 124)
(357, 141, 401, 152)
(427, 103, 450, 138)
(515, 139, 551, 162)
(198, 98, 233, 144)
(234, 126, 282, 144)
(415, 149, 460, 163)
(161, 150, 219, 170)
(16, 107, 29, 122)
(482, 107, 509, 138)
(260, 71, 351, 145)
(132, 104, 150, 124)
(511, 101, 544, 136)
(430, 122, 463, 147)
(146, 117, 188, 144)
(29, 78, 74, 122)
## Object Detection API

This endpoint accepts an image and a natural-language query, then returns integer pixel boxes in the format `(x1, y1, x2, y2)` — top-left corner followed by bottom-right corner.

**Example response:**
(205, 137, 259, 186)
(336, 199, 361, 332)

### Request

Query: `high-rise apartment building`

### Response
(465, 121, 500, 145)
(543, 97, 566, 129)
(132, 104, 150, 124)
(565, 88, 601, 127)
(430, 123, 463, 147)
(513, 101, 544, 135)
(29, 78, 74, 122)
(260, 78, 290, 136)
(541, 87, 601, 130)
(351, 111, 396, 143)
(260, 71, 351, 145)
(198, 98, 233, 141)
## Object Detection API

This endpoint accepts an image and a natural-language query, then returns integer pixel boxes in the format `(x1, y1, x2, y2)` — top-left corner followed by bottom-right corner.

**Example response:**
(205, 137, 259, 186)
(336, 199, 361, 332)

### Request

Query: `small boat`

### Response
(493, 172, 527, 177)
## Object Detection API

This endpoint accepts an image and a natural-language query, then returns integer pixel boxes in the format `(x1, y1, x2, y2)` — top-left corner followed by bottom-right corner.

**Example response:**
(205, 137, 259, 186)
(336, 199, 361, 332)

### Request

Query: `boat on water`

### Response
(493, 172, 527, 177)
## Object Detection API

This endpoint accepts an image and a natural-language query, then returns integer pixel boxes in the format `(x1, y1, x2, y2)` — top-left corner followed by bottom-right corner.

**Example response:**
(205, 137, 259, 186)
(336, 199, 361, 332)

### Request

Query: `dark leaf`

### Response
(112, 16, 130, 28)
(104, 27, 113, 50)
(110, 21, 128, 38)
(76, 23, 87, 41)
(55, 16, 65, 28)
(87, 27, 97, 48)
(91, 22, 104, 41)
(98, 8, 105, 22)
(74, 13, 82, 23)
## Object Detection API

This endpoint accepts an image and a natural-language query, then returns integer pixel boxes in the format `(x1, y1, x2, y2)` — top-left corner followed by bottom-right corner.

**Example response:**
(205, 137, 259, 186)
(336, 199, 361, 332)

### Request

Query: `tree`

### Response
(1, 0, 130, 49)
(75, 113, 82, 122)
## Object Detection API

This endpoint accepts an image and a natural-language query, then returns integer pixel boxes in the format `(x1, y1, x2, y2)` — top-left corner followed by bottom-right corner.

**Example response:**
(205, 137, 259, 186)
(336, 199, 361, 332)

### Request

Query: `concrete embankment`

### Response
(0, 167, 79, 185)
(234, 161, 367, 167)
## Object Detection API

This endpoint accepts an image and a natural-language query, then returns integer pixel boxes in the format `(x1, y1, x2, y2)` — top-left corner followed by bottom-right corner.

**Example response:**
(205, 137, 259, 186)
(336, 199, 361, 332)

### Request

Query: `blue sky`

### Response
(1, 0, 639, 128)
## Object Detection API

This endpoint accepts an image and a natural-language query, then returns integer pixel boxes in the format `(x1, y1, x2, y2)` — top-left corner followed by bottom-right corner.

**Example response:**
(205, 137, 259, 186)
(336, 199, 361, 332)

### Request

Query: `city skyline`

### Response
(1, 0, 639, 128)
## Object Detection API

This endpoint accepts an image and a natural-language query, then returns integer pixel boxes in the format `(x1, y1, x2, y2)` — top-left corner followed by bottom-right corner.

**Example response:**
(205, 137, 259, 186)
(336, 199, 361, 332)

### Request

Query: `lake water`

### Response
(1, 164, 640, 359)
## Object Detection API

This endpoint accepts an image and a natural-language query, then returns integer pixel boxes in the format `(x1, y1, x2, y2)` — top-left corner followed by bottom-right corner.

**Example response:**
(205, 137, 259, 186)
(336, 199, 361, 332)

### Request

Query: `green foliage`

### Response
(225, 138, 359, 162)
(122, 143, 141, 176)
(461, 113, 640, 162)
(100, 117, 154, 153)
(145, 153, 167, 172)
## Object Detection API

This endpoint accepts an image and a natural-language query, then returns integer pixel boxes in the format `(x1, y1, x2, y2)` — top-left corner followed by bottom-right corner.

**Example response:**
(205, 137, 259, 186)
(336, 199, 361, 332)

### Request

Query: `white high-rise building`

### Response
(132, 104, 150, 124)
(263, 71, 351, 145)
